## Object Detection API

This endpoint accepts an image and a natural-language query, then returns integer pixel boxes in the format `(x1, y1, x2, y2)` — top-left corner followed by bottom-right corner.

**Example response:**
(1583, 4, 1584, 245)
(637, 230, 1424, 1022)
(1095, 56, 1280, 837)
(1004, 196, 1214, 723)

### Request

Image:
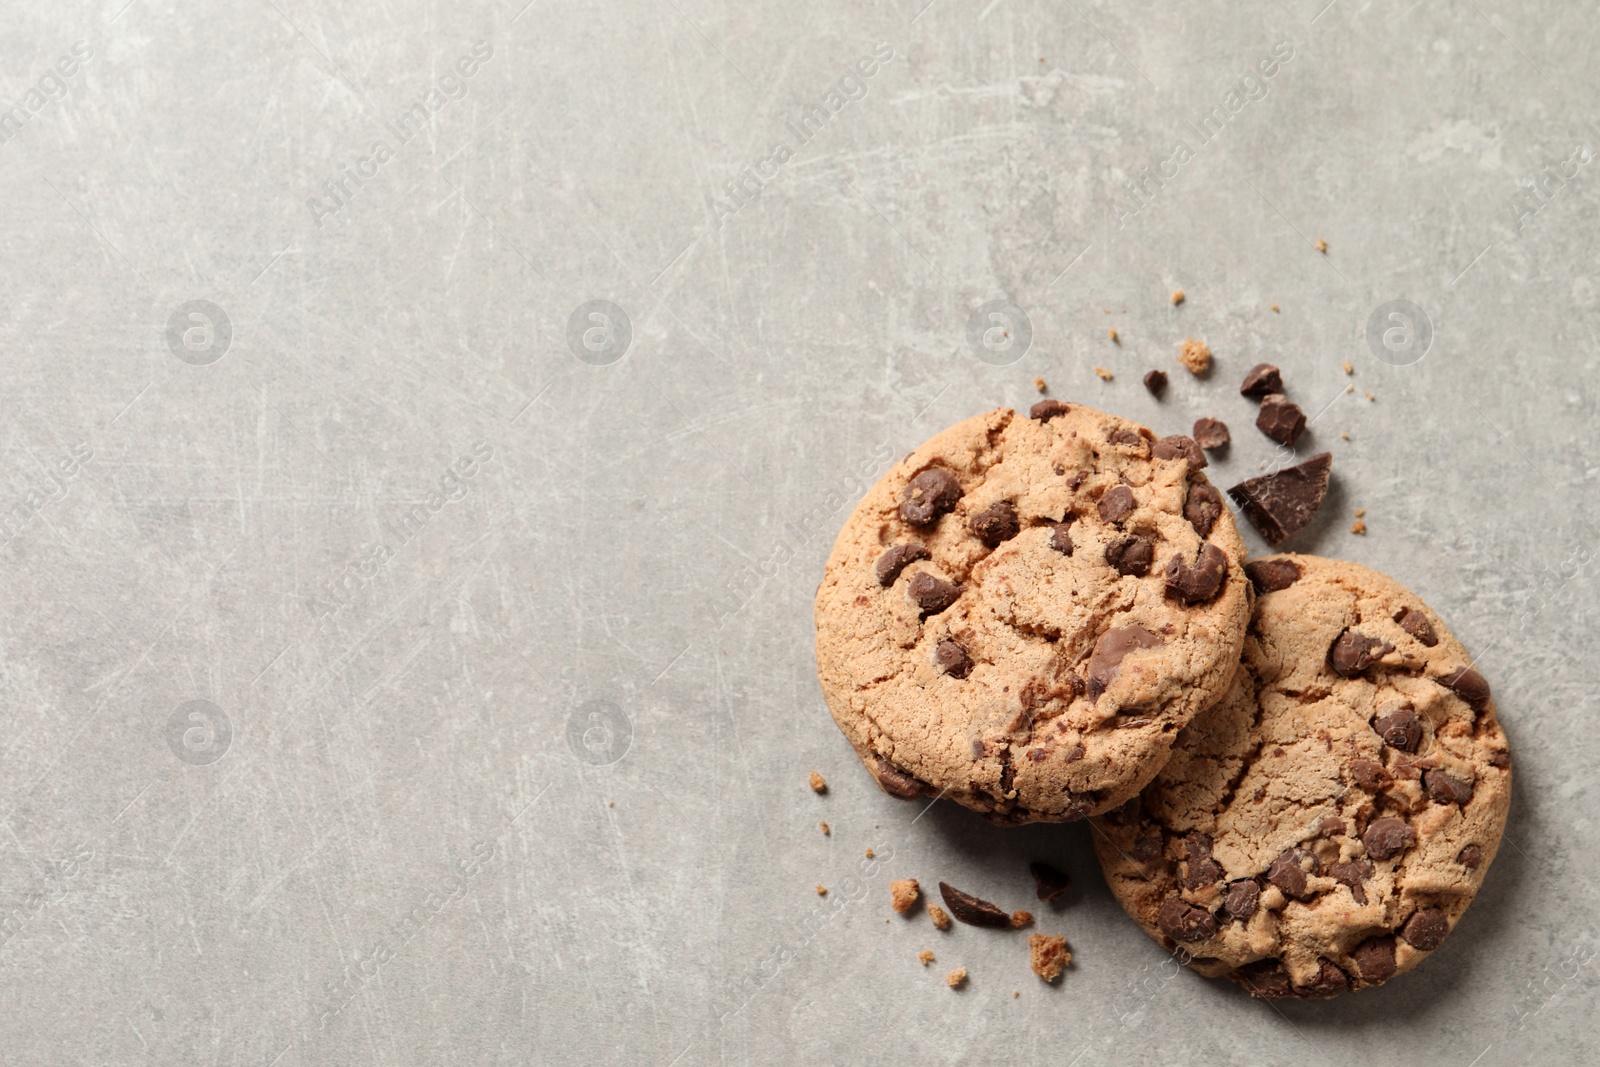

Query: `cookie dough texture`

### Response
(813, 405, 1250, 823)
(1092, 554, 1512, 998)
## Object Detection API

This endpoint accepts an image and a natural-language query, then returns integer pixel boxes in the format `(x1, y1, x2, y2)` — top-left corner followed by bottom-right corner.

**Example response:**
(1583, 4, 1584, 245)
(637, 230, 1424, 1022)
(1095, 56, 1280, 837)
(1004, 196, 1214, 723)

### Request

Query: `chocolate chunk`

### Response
(908, 572, 962, 616)
(1240, 362, 1284, 399)
(1317, 815, 1346, 836)
(1301, 959, 1350, 997)
(1193, 417, 1231, 450)
(1363, 817, 1416, 861)
(1236, 960, 1292, 998)
(1066, 471, 1088, 492)
(1256, 394, 1307, 447)
(1437, 667, 1491, 711)
(968, 501, 1020, 548)
(1244, 557, 1301, 593)
(1182, 834, 1224, 889)
(1156, 896, 1218, 942)
(873, 757, 926, 800)
(1105, 535, 1154, 577)
(1352, 936, 1398, 982)
(900, 468, 962, 525)
(1029, 400, 1071, 422)
(1228, 453, 1332, 547)
(1349, 759, 1389, 791)
(1267, 847, 1319, 901)
(1086, 625, 1162, 700)
(875, 543, 930, 586)
(936, 639, 974, 678)
(1457, 844, 1483, 870)
(1152, 434, 1207, 470)
(1372, 706, 1423, 752)
(1143, 369, 1168, 396)
(1182, 483, 1224, 538)
(938, 881, 1010, 928)
(1049, 522, 1074, 555)
(1328, 629, 1394, 678)
(1109, 427, 1149, 455)
(1222, 879, 1260, 923)
(1132, 832, 1163, 862)
(1490, 750, 1511, 769)
(1097, 485, 1136, 525)
(1165, 543, 1229, 604)
(1029, 861, 1071, 903)
(1400, 907, 1449, 951)
(1394, 608, 1439, 647)
(1424, 769, 1474, 806)
(1328, 859, 1374, 905)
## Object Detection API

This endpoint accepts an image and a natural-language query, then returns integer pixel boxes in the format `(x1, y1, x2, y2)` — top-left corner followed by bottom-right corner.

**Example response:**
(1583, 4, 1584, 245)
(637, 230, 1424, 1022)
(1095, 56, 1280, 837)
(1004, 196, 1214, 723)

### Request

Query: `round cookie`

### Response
(813, 403, 1250, 823)
(1091, 554, 1512, 997)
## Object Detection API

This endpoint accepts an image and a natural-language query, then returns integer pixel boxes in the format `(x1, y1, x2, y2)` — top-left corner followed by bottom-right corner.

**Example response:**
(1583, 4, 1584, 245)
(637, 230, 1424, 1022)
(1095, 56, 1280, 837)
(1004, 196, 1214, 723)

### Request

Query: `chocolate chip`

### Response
(1227, 453, 1332, 547)
(907, 572, 962, 616)
(1193, 418, 1231, 450)
(900, 468, 962, 525)
(1424, 769, 1474, 806)
(1109, 427, 1149, 454)
(1394, 608, 1439, 647)
(1143, 369, 1168, 397)
(875, 543, 930, 586)
(1030, 861, 1071, 903)
(1152, 434, 1207, 470)
(1352, 936, 1397, 982)
(968, 501, 1020, 548)
(1156, 896, 1218, 942)
(1256, 395, 1307, 447)
(1105, 535, 1154, 577)
(1490, 750, 1511, 769)
(1067, 471, 1088, 492)
(1437, 666, 1491, 711)
(1244, 558, 1301, 593)
(1165, 543, 1229, 604)
(1372, 706, 1423, 752)
(1029, 400, 1071, 422)
(1132, 832, 1163, 862)
(1182, 834, 1224, 889)
(1267, 847, 1319, 901)
(936, 639, 974, 678)
(1329, 629, 1394, 678)
(1328, 860, 1374, 905)
(1363, 817, 1416, 861)
(1086, 625, 1162, 700)
(1317, 815, 1346, 836)
(1236, 960, 1292, 998)
(873, 757, 927, 800)
(1097, 486, 1135, 525)
(1301, 959, 1350, 997)
(1049, 522, 1074, 555)
(1223, 879, 1260, 923)
(1400, 907, 1449, 951)
(1457, 844, 1483, 870)
(1240, 362, 1284, 399)
(1180, 483, 1224, 539)
(1349, 759, 1389, 791)
(938, 881, 1011, 928)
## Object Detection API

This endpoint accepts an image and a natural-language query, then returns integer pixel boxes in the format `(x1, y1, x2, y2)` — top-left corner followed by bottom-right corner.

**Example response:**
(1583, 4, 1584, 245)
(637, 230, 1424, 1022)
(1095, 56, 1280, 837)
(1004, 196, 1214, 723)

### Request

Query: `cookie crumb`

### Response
(1029, 934, 1071, 982)
(1316, 238, 1328, 253)
(1094, 366, 1114, 381)
(816, 884, 827, 896)
(1351, 519, 1367, 535)
(1013, 991, 1020, 998)
(1010, 910, 1034, 928)
(1270, 304, 1280, 313)
(1354, 508, 1366, 517)
(946, 968, 967, 989)
(607, 800, 614, 807)
(1176, 338, 1211, 375)
(1107, 328, 1119, 344)
(1346, 384, 1355, 394)
(928, 904, 952, 930)
(1171, 289, 1184, 305)
(1342, 360, 1354, 375)
(890, 878, 921, 914)
(919, 950, 935, 966)
(1340, 432, 1350, 441)
(819, 821, 829, 835)
(1364, 390, 1376, 402)
(808, 771, 826, 794)
(1034, 377, 1047, 393)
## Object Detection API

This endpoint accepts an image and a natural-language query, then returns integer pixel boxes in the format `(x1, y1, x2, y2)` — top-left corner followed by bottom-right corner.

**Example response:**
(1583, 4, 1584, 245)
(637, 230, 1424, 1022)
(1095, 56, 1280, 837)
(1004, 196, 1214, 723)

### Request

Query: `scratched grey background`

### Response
(0, 0, 1595, 1063)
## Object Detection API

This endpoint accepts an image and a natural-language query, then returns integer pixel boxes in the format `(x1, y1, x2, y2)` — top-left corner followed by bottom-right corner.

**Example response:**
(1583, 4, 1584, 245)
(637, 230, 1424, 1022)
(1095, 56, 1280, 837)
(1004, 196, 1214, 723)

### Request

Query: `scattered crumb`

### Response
(1316, 238, 1328, 253)
(816, 884, 827, 896)
(1176, 338, 1212, 375)
(1171, 289, 1185, 305)
(1101, 306, 1110, 313)
(865, 848, 875, 859)
(808, 771, 826, 794)
(1107, 328, 1119, 344)
(919, 950, 935, 966)
(1270, 304, 1280, 313)
(1354, 508, 1366, 517)
(607, 800, 614, 808)
(1029, 934, 1071, 982)
(946, 968, 967, 989)
(1340, 432, 1350, 441)
(819, 821, 830, 835)
(1364, 390, 1376, 401)
(1351, 519, 1367, 535)
(1034, 376, 1047, 393)
(1013, 991, 1020, 999)
(1346, 384, 1355, 394)
(1342, 360, 1354, 375)
(929, 904, 952, 930)
(890, 878, 921, 914)
(1010, 910, 1034, 928)
(1094, 366, 1114, 381)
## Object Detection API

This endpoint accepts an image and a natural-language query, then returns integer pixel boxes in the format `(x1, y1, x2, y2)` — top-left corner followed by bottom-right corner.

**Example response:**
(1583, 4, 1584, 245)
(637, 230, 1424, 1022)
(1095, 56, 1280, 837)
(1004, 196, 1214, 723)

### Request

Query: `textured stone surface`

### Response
(0, 0, 1594, 1063)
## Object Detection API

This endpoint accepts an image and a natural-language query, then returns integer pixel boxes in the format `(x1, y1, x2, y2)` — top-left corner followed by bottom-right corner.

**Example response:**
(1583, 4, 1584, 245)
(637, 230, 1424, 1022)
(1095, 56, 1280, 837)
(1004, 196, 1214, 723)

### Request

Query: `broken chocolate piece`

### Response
(1227, 453, 1332, 546)
(1399, 907, 1449, 951)
(1328, 859, 1374, 905)
(1049, 522, 1073, 555)
(1152, 434, 1206, 470)
(1192, 417, 1230, 450)
(908, 572, 961, 616)
(1424, 769, 1474, 806)
(936, 639, 973, 678)
(1029, 862, 1071, 903)
(1267, 847, 1320, 902)
(1157, 896, 1217, 942)
(1143, 369, 1168, 397)
(900, 468, 962, 525)
(1183, 482, 1224, 538)
(1352, 936, 1397, 982)
(1240, 362, 1283, 398)
(1105, 535, 1154, 577)
(1244, 558, 1301, 593)
(1097, 486, 1135, 525)
(1363, 817, 1416, 861)
(1165, 543, 1229, 604)
(873, 757, 926, 800)
(1222, 879, 1260, 923)
(1372, 706, 1423, 752)
(1256, 394, 1307, 447)
(1437, 666, 1491, 711)
(938, 881, 1011, 928)
(1394, 607, 1439, 647)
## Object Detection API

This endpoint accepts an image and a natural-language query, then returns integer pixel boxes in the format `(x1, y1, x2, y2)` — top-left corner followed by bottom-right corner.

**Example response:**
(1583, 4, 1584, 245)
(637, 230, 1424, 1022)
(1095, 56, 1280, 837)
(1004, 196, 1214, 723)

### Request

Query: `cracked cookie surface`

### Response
(1091, 554, 1512, 997)
(813, 404, 1250, 822)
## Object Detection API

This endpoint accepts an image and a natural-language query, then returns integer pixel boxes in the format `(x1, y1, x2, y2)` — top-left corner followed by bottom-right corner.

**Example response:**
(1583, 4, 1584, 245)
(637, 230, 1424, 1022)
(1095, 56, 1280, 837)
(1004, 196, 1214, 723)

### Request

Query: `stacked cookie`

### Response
(813, 403, 1510, 999)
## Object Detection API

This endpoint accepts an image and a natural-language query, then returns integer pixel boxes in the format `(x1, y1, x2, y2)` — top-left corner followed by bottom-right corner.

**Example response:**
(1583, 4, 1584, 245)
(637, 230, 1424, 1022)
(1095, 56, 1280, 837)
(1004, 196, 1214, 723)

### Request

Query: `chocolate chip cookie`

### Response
(813, 404, 1250, 823)
(1091, 554, 1511, 997)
